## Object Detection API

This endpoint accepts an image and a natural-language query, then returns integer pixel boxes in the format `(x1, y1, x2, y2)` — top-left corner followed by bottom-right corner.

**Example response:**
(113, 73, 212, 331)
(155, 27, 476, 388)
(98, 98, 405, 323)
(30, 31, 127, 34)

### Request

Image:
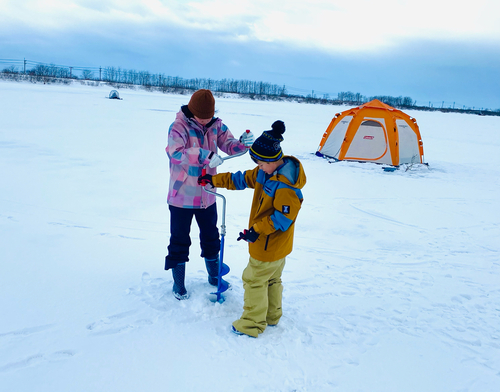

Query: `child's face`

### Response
(255, 159, 282, 175)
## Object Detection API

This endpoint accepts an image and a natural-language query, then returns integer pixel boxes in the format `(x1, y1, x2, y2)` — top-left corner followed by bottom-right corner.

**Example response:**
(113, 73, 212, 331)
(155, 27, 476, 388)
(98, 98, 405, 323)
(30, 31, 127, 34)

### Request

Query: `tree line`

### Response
(1, 62, 289, 97)
(0, 61, 413, 105)
(1, 59, 498, 116)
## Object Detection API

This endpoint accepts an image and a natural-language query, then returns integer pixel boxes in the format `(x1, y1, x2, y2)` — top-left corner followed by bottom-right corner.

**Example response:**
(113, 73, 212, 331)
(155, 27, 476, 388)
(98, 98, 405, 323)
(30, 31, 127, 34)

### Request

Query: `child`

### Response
(198, 120, 306, 337)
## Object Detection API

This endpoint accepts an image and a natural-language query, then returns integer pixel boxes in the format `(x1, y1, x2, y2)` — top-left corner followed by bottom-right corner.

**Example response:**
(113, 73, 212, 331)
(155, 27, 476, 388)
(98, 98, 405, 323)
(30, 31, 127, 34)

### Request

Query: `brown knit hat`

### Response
(188, 89, 215, 119)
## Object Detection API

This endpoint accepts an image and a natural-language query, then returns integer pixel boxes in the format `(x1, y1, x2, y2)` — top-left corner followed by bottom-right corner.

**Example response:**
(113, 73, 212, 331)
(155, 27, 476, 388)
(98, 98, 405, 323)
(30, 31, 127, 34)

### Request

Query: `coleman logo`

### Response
(363, 136, 375, 140)
(282, 205, 290, 214)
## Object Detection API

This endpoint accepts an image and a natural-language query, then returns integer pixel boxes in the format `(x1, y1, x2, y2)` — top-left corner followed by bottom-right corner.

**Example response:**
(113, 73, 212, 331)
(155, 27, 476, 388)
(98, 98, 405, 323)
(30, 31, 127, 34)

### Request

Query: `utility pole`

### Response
(24, 58, 26, 74)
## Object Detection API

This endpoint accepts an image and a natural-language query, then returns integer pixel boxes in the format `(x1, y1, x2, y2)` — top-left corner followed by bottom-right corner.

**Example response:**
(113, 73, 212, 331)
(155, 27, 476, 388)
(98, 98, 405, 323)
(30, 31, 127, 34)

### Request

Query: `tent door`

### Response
(344, 119, 391, 163)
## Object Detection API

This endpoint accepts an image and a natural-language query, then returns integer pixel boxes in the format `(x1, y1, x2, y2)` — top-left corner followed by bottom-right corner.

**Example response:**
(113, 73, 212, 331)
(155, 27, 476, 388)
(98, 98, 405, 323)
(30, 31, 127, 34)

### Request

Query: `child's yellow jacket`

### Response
(212, 156, 306, 262)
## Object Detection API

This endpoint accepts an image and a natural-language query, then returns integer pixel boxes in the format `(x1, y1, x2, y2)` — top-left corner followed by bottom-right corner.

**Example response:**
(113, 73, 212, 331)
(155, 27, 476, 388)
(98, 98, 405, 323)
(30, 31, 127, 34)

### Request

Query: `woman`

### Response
(165, 89, 254, 300)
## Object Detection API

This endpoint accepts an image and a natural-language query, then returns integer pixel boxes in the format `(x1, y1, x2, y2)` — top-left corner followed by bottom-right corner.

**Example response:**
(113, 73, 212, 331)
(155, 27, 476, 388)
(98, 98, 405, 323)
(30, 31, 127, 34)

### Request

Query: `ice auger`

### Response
(201, 147, 248, 303)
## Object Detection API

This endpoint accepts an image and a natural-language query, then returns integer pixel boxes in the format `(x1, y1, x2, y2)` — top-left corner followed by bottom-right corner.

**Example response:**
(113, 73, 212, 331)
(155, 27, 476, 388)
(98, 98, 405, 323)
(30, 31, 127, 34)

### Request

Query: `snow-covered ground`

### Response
(1, 80, 499, 392)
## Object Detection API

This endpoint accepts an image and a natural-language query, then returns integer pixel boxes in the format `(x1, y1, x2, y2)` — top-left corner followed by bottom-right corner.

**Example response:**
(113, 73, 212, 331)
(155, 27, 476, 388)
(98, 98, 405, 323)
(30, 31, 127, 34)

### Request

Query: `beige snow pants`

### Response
(232, 256, 286, 338)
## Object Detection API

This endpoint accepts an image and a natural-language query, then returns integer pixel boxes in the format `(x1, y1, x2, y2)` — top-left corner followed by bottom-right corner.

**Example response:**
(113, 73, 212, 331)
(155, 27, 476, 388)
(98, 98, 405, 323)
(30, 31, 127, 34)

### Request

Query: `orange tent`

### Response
(316, 99, 424, 166)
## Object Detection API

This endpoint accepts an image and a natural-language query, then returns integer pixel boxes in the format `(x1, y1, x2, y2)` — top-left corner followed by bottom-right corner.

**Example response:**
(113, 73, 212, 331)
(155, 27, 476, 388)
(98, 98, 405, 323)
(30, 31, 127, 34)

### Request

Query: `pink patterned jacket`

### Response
(166, 106, 247, 208)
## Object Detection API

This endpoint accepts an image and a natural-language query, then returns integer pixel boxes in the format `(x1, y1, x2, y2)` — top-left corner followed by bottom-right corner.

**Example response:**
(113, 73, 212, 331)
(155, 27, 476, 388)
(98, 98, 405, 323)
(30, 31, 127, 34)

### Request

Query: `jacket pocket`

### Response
(171, 169, 188, 197)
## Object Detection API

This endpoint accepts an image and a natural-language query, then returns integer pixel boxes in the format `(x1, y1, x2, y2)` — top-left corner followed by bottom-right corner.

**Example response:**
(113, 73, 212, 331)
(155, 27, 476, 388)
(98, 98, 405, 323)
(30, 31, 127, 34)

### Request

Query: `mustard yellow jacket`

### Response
(212, 156, 306, 262)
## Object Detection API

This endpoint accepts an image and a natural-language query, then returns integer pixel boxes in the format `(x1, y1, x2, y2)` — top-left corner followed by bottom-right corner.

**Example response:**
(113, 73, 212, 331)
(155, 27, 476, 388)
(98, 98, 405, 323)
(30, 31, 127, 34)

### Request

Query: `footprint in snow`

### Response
(86, 309, 153, 336)
(0, 324, 55, 339)
(0, 350, 77, 373)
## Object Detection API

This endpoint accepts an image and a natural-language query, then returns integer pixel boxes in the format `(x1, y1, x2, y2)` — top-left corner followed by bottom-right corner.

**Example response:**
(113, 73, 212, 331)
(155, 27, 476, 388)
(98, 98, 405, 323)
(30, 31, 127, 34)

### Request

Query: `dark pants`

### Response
(165, 204, 220, 270)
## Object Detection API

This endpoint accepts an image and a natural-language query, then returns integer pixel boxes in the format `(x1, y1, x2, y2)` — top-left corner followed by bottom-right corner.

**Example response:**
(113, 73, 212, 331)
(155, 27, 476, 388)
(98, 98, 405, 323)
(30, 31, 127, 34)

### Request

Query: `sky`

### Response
(1, 0, 500, 109)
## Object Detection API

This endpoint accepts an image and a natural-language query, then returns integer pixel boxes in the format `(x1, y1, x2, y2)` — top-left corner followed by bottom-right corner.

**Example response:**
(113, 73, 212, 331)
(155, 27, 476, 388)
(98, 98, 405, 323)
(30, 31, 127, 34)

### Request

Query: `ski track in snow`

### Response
(0, 324, 77, 373)
(0, 351, 77, 373)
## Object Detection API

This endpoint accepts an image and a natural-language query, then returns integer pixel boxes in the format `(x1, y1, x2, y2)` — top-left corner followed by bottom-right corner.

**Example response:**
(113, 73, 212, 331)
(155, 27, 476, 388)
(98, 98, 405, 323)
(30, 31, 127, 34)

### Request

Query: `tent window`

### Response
(361, 120, 381, 127)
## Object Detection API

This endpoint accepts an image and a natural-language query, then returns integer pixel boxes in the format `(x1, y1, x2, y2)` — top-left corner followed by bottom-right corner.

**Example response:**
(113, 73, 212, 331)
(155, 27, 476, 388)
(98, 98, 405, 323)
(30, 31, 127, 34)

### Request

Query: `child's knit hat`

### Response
(250, 120, 286, 162)
(188, 89, 215, 119)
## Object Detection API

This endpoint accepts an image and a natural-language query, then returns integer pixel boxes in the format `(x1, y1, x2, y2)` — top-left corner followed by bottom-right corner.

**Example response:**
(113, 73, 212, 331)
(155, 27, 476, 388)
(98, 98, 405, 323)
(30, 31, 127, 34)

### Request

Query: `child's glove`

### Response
(208, 151, 224, 168)
(239, 130, 254, 147)
(237, 227, 259, 243)
(198, 174, 213, 186)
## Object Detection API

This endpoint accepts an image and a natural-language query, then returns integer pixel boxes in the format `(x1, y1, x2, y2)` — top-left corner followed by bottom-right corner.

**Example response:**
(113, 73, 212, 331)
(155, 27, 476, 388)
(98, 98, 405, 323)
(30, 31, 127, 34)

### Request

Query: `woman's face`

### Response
(194, 116, 211, 126)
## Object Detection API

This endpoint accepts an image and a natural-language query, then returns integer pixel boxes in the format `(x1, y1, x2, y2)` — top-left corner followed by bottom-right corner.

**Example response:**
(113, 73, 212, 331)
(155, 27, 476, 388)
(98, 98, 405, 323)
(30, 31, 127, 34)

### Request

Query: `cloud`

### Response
(1, 0, 499, 109)
(2, 0, 500, 53)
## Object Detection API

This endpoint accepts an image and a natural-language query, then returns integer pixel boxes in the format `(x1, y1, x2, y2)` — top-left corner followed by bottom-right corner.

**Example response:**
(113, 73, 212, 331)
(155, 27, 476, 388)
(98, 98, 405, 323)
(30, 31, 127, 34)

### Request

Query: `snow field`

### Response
(0, 80, 499, 391)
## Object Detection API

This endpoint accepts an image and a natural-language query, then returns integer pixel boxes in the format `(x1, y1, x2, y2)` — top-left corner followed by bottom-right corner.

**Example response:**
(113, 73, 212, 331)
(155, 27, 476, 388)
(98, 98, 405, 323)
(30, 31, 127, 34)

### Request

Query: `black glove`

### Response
(237, 227, 259, 243)
(198, 174, 213, 186)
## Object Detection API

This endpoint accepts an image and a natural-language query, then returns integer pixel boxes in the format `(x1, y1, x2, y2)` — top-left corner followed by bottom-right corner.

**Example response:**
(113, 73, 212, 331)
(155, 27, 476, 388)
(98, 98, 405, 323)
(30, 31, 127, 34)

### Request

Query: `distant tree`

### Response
(2, 66, 18, 74)
(402, 96, 415, 106)
(82, 69, 94, 80)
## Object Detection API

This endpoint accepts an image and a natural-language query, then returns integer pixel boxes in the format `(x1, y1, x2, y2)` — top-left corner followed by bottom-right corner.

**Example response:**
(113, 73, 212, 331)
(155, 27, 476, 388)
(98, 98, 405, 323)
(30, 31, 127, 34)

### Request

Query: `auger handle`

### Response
(199, 168, 209, 186)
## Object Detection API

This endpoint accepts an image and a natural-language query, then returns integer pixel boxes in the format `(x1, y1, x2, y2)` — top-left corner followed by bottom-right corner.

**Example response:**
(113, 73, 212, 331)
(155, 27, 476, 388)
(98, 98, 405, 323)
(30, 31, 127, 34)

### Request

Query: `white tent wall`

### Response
(320, 116, 353, 158)
(396, 119, 422, 164)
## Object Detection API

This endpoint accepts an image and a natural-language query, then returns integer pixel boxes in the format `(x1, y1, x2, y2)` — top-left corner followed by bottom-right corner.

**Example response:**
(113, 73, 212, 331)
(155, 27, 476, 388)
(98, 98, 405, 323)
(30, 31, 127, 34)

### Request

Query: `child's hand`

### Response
(198, 174, 213, 186)
(237, 227, 259, 243)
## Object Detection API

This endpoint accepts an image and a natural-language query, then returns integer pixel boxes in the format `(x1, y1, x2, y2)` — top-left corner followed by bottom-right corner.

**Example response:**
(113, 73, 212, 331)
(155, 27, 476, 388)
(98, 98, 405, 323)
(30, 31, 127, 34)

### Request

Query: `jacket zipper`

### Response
(264, 235, 270, 251)
(256, 198, 264, 214)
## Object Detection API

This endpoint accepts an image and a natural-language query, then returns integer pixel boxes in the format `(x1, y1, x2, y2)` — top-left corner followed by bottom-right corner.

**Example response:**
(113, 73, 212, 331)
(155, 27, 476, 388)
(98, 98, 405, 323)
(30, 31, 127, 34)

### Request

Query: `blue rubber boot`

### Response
(205, 258, 219, 286)
(172, 263, 189, 300)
